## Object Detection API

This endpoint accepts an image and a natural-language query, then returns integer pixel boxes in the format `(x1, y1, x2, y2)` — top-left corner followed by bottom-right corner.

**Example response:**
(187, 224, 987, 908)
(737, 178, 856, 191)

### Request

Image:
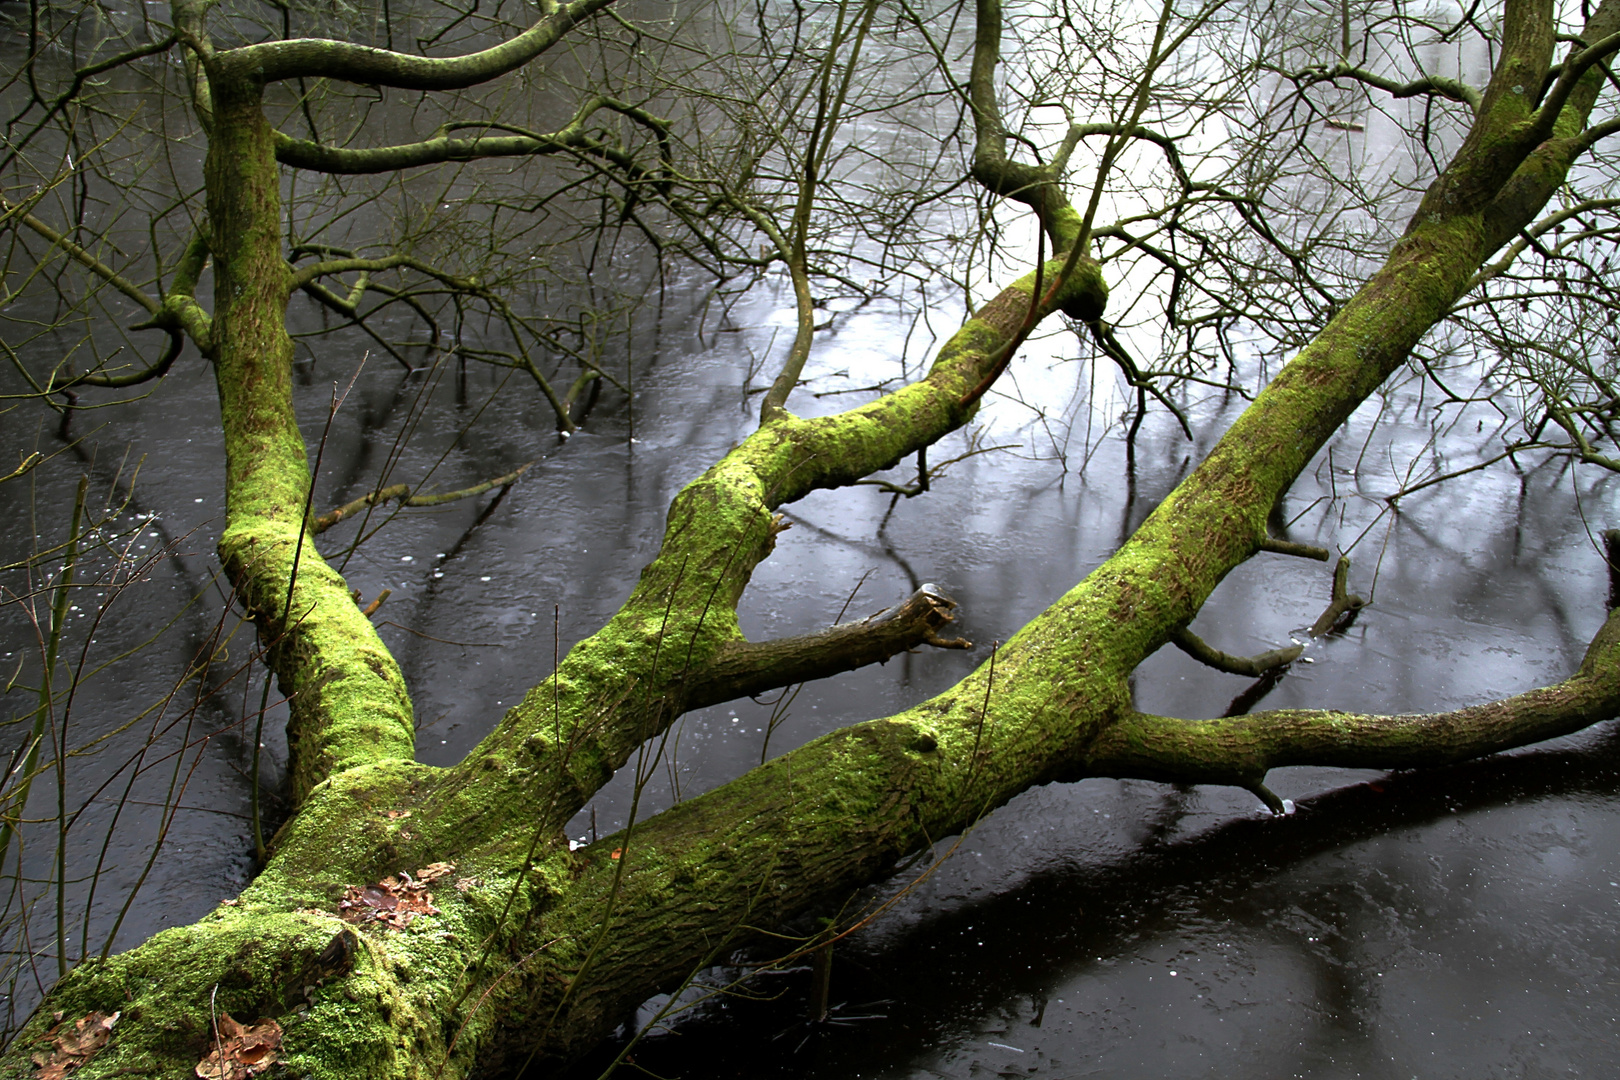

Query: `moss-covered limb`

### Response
(1085, 607, 1620, 791)
(684, 584, 970, 709)
(421, 50, 1598, 1011)
(1479, 3, 1620, 252)
(0, 750, 584, 1079)
(495, 17, 1620, 1055)
(1093, 54, 1604, 652)
(18, 5, 1620, 1075)
(445, 256, 1106, 837)
(215, 0, 617, 90)
(274, 126, 631, 175)
(0, 909, 410, 1080)
(1412, 0, 1620, 231)
(512, 675, 1139, 1065)
(205, 78, 414, 801)
(1406, 0, 1553, 228)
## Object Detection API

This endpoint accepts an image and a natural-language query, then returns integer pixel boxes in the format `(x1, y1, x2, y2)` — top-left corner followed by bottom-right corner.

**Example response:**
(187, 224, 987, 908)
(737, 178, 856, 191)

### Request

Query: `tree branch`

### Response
(1281, 61, 1482, 111)
(1259, 537, 1330, 560)
(312, 461, 535, 534)
(4, 203, 161, 315)
(1087, 607, 1620, 790)
(288, 253, 477, 292)
(214, 0, 619, 90)
(1169, 625, 1302, 677)
(0, 32, 179, 177)
(966, 0, 1082, 249)
(273, 96, 670, 178)
(1531, 27, 1620, 137)
(684, 584, 971, 710)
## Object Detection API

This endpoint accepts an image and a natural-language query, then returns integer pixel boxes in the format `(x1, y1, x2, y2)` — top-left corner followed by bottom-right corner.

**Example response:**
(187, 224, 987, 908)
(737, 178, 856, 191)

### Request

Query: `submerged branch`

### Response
(312, 462, 535, 534)
(1308, 555, 1367, 637)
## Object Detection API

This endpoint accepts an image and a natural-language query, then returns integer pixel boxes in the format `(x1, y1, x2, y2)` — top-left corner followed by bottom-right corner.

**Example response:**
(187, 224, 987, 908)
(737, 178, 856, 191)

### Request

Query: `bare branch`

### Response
(1279, 61, 1482, 111)
(214, 0, 619, 90)
(684, 584, 971, 710)
(1089, 608, 1620, 789)
(4, 203, 161, 316)
(1169, 625, 1302, 677)
(1258, 537, 1330, 560)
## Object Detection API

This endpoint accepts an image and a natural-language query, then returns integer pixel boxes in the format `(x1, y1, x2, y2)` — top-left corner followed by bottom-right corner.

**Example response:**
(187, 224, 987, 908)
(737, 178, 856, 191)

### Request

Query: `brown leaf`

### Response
(32, 1010, 118, 1079)
(193, 1013, 282, 1080)
(337, 863, 454, 928)
(361, 886, 398, 910)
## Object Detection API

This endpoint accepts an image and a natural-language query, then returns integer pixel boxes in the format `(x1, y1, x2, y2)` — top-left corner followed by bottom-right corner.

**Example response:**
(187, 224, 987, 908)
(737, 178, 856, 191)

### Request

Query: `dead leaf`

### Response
(337, 862, 456, 929)
(194, 1013, 282, 1080)
(32, 1010, 118, 1079)
(385, 809, 410, 820)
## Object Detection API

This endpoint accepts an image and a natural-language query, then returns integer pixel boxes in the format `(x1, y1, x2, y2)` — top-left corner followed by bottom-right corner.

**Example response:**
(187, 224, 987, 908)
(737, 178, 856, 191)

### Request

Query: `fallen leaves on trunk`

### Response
(338, 861, 455, 929)
(194, 1014, 282, 1080)
(32, 1010, 118, 1079)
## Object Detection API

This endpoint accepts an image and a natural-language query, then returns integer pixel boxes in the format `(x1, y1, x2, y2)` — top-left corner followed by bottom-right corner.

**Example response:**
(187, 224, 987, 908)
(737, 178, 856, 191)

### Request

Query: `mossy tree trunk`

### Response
(7, 0, 1620, 1076)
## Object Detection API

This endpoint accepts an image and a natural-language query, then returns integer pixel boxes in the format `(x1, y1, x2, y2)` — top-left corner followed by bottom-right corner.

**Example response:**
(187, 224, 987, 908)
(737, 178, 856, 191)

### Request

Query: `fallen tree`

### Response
(5, 0, 1620, 1075)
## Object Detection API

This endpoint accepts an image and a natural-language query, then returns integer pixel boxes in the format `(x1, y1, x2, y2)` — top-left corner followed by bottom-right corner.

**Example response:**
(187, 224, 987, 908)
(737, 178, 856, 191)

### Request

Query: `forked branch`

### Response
(1088, 607, 1620, 791)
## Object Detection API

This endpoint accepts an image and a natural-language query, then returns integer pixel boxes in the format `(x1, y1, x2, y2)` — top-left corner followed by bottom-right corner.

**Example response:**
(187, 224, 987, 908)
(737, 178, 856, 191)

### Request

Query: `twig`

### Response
(1308, 555, 1366, 637)
(312, 460, 534, 534)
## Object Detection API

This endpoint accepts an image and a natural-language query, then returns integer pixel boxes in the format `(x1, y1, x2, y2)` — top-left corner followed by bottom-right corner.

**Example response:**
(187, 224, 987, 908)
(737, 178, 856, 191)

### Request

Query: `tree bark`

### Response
(205, 71, 417, 802)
